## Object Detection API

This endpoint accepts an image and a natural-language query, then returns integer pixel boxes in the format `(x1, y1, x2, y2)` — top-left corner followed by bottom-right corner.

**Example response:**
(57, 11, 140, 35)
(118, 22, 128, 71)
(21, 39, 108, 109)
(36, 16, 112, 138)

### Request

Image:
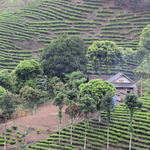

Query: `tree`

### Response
(122, 48, 135, 64)
(79, 79, 116, 122)
(0, 70, 13, 92)
(53, 92, 65, 143)
(87, 41, 123, 74)
(19, 86, 41, 114)
(139, 24, 150, 67)
(101, 93, 114, 149)
(134, 60, 150, 96)
(124, 93, 143, 150)
(0, 92, 16, 150)
(0, 86, 6, 100)
(64, 71, 86, 90)
(14, 59, 42, 92)
(65, 104, 80, 145)
(78, 94, 96, 149)
(15, 59, 43, 81)
(41, 34, 87, 79)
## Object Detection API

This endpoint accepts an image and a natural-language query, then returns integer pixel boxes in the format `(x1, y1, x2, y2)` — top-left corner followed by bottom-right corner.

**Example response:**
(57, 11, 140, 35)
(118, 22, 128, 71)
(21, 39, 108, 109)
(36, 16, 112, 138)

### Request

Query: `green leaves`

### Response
(15, 59, 43, 81)
(19, 85, 41, 105)
(41, 34, 87, 79)
(0, 86, 6, 100)
(124, 93, 143, 111)
(78, 94, 96, 117)
(0, 92, 16, 115)
(87, 41, 123, 73)
(79, 79, 116, 111)
(53, 92, 65, 110)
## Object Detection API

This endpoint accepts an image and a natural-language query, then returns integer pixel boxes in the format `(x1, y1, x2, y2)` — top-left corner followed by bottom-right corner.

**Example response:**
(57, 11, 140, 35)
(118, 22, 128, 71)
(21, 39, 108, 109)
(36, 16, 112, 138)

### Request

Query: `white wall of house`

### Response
(115, 77, 132, 83)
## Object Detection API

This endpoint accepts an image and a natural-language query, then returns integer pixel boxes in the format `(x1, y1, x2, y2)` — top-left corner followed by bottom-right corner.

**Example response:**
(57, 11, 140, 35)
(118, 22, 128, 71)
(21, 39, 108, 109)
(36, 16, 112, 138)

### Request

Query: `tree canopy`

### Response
(0, 70, 13, 91)
(138, 24, 150, 66)
(79, 79, 116, 111)
(15, 59, 43, 81)
(41, 34, 87, 79)
(87, 41, 123, 73)
(124, 93, 143, 150)
(19, 85, 41, 109)
(0, 92, 16, 115)
(0, 86, 6, 100)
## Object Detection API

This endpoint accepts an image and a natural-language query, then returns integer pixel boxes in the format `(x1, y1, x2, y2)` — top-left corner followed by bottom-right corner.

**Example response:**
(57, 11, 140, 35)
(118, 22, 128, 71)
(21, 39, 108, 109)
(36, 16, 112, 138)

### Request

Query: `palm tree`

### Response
(53, 92, 65, 143)
(78, 94, 96, 149)
(124, 93, 143, 150)
(101, 93, 114, 149)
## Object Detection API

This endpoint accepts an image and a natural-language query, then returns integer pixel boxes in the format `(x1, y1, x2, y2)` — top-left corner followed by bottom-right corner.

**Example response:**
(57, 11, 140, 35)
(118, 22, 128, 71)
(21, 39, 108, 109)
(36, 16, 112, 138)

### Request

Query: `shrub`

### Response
(12, 125, 18, 130)
(36, 129, 41, 134)
(18, 138, 23, 142)
(6, 128, 12, 132)
(17, 131, 21, 134)
(9, 140, 16, 145)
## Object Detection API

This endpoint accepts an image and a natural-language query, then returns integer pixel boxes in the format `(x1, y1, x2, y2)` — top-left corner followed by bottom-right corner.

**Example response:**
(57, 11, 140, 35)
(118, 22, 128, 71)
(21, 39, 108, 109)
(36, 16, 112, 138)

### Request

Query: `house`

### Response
(88, 72, 137, 102)
(106, 72, 137, 102)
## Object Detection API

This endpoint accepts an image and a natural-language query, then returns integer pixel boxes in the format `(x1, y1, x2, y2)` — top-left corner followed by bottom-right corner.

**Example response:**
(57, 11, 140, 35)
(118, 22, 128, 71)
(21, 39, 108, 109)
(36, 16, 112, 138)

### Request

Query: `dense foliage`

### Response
(79, 79, 116, 111)
(41, 35, 87, 79)
(87, 41, 123, 73)
(15, 59, 43, 81)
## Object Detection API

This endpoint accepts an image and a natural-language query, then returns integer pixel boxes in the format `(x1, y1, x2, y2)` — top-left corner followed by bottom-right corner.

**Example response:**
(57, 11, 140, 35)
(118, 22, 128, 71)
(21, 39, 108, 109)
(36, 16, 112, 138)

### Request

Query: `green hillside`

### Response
(1, 92, 149, 150)
(0, 0, 150, 74)
(25, 93, 150, 150)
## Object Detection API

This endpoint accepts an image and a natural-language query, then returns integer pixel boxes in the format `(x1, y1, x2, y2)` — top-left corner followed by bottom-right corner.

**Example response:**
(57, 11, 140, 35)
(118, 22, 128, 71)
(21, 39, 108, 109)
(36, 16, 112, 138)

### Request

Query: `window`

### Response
(119, 80, 124, 82)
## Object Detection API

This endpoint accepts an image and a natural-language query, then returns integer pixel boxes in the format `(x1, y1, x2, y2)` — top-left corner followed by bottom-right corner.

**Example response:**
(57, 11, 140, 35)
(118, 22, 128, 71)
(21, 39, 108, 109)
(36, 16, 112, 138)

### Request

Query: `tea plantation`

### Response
(0, 92, 150, 149)
(0, 0, 150, 74)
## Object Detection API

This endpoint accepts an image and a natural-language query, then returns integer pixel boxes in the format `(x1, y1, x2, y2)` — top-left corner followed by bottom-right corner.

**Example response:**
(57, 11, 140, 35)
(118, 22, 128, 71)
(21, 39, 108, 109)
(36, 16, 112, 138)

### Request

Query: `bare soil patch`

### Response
(0, 102, 74, 148)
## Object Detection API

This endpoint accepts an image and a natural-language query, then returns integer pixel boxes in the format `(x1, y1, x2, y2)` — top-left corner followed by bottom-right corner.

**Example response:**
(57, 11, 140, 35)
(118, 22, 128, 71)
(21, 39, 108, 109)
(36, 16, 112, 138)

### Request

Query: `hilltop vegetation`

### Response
(0, 0, 39, 13)
(0, 0, 150, 74)
(0, 0, 150, 149)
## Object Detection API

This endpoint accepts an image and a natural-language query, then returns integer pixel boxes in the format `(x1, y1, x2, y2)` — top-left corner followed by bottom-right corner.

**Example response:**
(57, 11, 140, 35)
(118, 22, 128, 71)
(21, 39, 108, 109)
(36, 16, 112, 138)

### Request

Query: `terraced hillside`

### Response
(27, 92, 150, 150)
(0, 92, 149, 150)
(0, 0, 150, 73)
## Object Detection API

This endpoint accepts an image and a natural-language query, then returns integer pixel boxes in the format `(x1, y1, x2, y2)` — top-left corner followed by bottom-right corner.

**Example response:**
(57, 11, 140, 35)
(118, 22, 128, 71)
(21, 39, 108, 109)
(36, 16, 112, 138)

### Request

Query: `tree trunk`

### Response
(129, 111, 133, 150)
(58, 109, 62, 143)
(33, 104, 37, 115)
(59, 123, 61, 143)
(99, 111, 102, 122)
(4, 116, 7, 150)
(84, 131, 87, 149)
(70, 119, 73, 145)
(84, 119, 88, 149)
(107, 124, 110, 149)
(129, 131, 132, 150)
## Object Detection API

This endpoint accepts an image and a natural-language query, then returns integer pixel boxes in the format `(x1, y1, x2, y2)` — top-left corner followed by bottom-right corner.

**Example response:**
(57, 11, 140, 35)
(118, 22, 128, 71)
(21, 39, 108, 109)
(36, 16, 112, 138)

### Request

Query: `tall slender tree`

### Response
(139, 24, 150, 67)
(101, 93, 114, 149)
(53, 92, 65, 143)
(78, 94, 96, 149)
(65, 104, 80, 145)
(124, 93, 143, 150)
(0, 92, 16, 150)
(79, 79, 116, 122)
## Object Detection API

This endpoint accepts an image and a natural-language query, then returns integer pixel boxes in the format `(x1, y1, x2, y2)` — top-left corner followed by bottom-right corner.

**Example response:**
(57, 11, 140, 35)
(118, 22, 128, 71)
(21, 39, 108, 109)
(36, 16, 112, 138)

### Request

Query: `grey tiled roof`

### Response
(106, 72, 135, 83)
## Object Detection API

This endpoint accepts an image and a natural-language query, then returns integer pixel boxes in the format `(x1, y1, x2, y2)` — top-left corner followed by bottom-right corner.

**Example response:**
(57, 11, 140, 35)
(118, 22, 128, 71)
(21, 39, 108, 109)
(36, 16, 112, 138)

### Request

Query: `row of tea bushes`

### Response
(25, 94, 150, 149)
(0, 0, 150, 72)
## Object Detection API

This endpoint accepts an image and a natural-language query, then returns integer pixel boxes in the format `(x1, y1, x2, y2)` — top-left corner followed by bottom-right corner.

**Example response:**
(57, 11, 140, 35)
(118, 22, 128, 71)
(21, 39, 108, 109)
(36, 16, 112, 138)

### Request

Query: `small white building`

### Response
(106, 72, 137, 102)
(88, 72, 137, 102)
